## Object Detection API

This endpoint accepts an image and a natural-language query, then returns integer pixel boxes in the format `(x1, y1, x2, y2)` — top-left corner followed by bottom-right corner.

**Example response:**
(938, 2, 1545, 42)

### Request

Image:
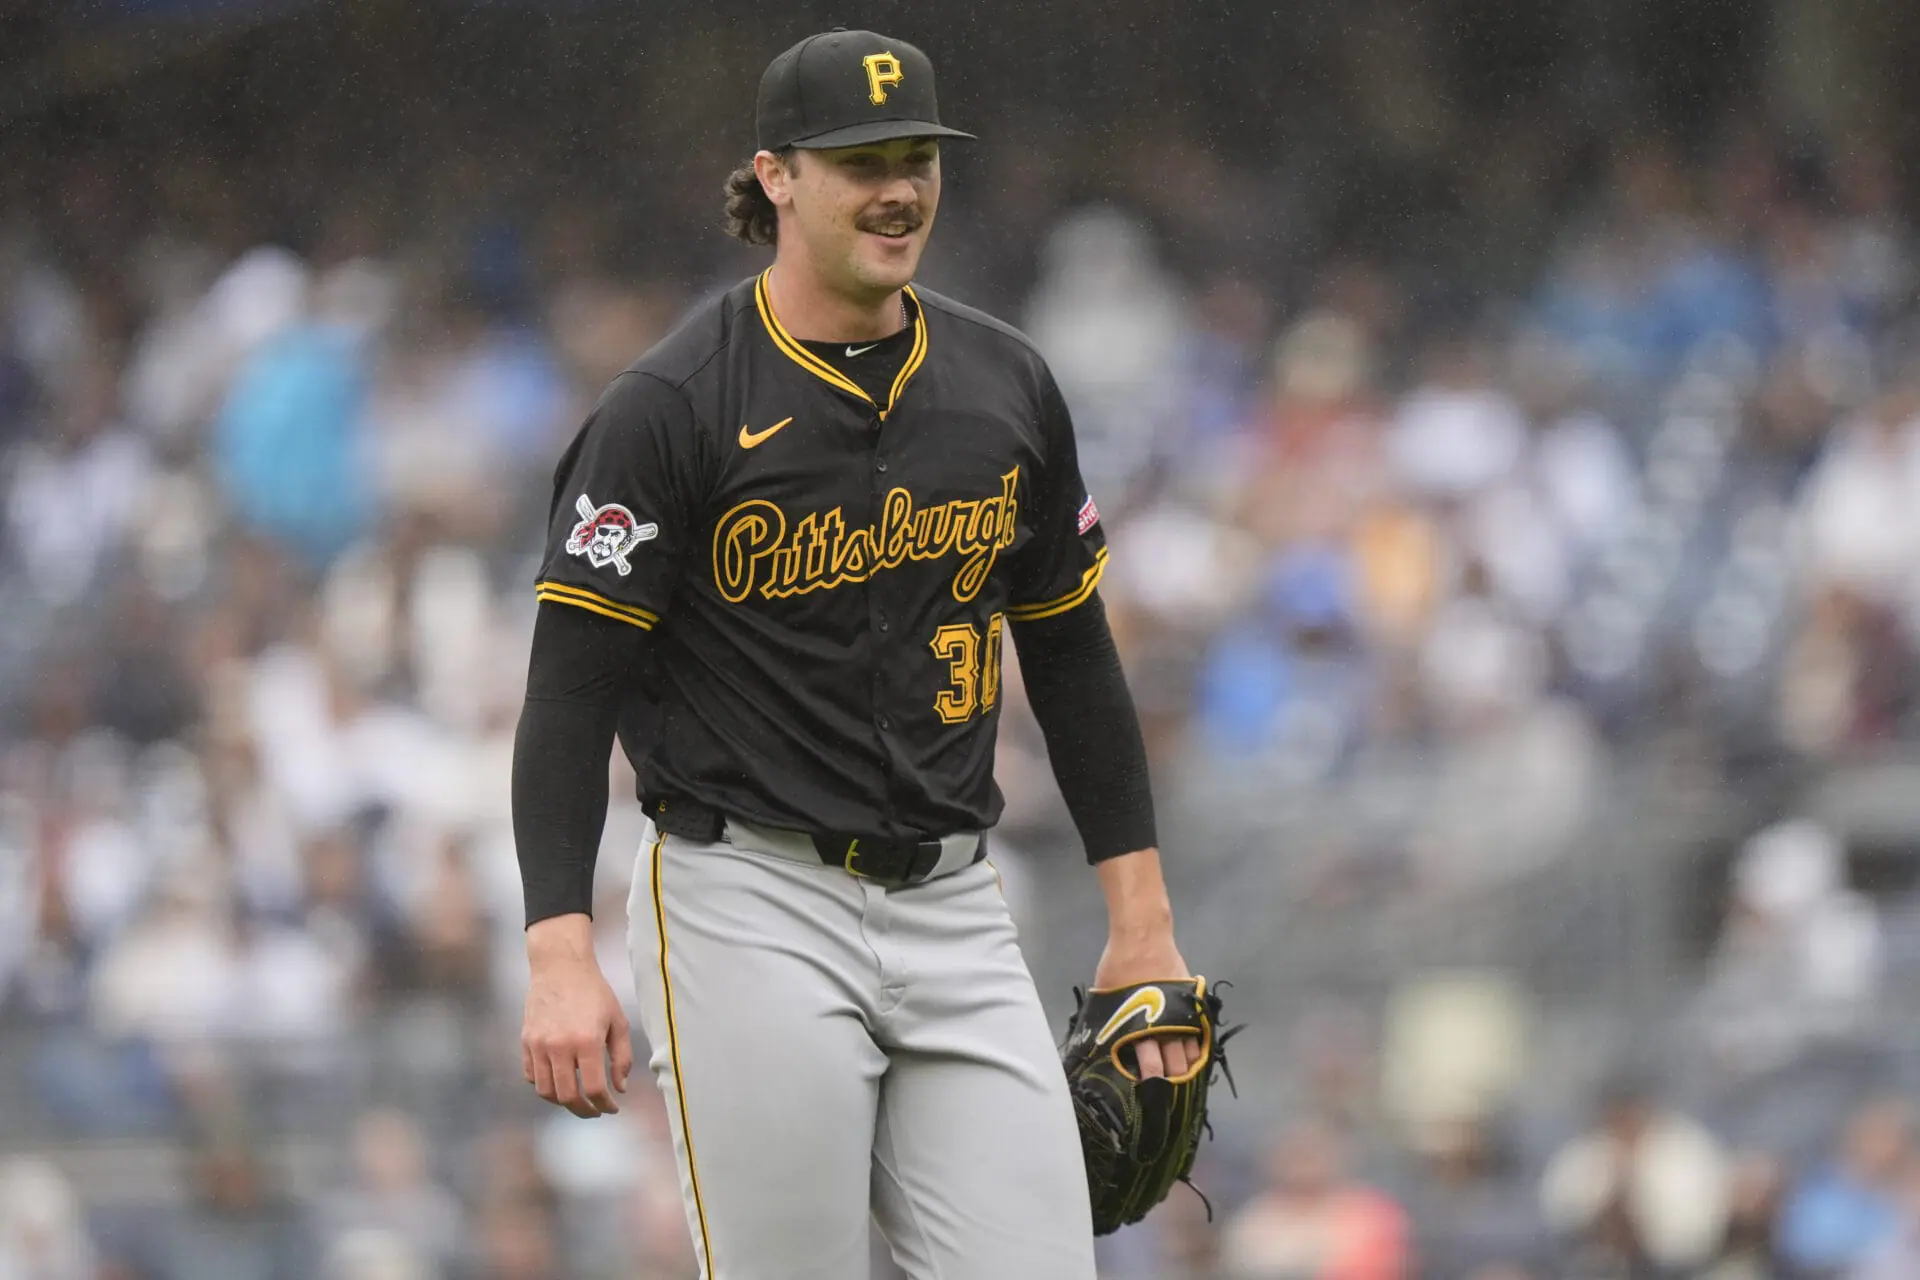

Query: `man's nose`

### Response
(877, 170, 919, 207)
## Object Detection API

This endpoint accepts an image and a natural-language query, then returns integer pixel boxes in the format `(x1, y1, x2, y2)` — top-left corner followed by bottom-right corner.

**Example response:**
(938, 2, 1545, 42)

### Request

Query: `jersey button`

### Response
(875, 459, 889, 473)
(877, 714, 893, 730)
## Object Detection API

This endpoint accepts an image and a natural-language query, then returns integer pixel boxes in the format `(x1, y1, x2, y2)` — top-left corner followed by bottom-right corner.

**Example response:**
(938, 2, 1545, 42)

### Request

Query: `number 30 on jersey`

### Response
(930, 614, 1005, 724)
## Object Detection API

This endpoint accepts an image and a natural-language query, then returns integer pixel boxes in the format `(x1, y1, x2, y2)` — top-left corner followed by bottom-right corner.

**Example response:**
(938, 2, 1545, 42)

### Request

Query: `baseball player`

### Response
(512, 29, 1198, 1279)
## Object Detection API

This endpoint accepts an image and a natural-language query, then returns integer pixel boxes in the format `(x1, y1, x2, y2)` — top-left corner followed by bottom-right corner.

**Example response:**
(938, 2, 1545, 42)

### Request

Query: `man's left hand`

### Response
(1092, 931, 1199, 1080)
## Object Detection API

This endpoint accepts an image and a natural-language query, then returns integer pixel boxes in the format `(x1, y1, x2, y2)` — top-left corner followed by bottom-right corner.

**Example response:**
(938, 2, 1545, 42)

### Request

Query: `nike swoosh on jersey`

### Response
(845, 343, 881, 357)
(1095, 986, 1168, 1045)
(738, 416, 795, 448)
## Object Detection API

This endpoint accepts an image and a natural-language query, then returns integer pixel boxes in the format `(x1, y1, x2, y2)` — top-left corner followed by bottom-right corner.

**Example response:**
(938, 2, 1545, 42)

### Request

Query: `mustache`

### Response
(856, 208, 923, 232)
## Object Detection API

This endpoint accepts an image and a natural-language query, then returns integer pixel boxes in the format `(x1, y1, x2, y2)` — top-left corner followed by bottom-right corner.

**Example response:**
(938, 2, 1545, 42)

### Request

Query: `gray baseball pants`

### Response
(624, 815, 1098, 1280)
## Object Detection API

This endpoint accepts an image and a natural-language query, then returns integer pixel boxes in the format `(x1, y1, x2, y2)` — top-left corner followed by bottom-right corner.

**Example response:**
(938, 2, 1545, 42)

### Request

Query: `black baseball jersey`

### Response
(534, 271, 1107, 840)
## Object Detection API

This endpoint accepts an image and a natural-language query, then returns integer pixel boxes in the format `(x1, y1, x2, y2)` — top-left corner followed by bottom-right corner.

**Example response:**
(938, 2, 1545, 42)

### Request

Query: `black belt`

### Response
(809, 832, 953, 883)
(645, 795, 985, 886)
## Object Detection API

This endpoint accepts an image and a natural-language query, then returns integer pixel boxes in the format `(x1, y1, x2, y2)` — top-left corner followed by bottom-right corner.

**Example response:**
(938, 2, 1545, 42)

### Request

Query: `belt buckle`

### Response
(843, 837, 872, 879)
(833, 836, 945, 885)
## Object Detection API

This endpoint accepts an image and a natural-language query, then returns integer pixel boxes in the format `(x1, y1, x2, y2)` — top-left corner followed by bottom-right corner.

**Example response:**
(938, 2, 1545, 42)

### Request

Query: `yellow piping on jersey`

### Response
(754, 270, 928, 419)
(534, 581, 658, 629)
(1006, 547, 1109, 621)
(651, 833, 717, 1276)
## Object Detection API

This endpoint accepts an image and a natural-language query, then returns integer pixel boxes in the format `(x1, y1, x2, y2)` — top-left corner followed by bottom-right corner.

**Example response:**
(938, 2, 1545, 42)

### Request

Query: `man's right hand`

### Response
(521, 913, 634, 1118)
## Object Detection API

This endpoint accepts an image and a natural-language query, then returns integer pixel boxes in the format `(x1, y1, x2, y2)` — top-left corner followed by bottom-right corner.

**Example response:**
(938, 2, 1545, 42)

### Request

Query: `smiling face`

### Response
(758, 137, 941, 303)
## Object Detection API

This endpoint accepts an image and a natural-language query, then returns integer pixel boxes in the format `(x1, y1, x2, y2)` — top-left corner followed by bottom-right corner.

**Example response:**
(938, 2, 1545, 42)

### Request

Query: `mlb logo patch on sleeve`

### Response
(565, 494, 658, 577)
(1077, 495, 1100, 535)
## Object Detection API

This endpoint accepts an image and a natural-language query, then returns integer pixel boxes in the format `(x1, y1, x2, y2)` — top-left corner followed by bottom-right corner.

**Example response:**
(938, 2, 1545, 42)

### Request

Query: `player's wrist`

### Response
(1092, 935, 1191, 999)
(1095, 848, 1174, 933)
(525, 912, 598, 965)
(1097, 921, 1182, 963)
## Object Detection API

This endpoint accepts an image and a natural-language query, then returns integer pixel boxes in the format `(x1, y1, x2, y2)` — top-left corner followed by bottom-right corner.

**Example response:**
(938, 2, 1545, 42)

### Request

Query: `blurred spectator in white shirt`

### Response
(323, 1227, 438, 1280)
(0, 239, 88, 405)
(87, 870, 239, 1049)
(0, 1157, 97, 1280)
(316, 1108, 465, 1277)
(1539, 1075, 1732, 1274)
(1024, 207, 1190, 505)
(1533, 407, 1639, 558)
(122, 244, 310, 447)
(230, 910, 360, 1060)
(1693, 818, 1881, 1077)
(200, 720, 306, 920)
(1796, 383, 1920, 611)
(1825, 142, 1913, 331)
(19, 734, 151, 969)
(1414, 561, 1599, 885)
(116, 232, 225, 445)
(5, 357, 152, 606)
(1506, 330, 1641, 562)
(1103, 494, 1262, 755)
(245, 638, 465, 837)
(1105, 499, 1260, 642)
(0, 791, 33, 1009)
(1386, 337, 1527, 504)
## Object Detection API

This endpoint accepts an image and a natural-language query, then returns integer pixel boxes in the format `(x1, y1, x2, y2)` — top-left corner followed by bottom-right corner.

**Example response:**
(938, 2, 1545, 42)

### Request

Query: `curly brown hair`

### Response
(722, 150, 793, 246)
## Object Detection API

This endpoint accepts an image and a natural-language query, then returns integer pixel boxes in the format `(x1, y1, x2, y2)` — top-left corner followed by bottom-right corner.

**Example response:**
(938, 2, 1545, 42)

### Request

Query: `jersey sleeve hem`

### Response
(1007, 547, 1109, 622)
(534, 581, 658, 630)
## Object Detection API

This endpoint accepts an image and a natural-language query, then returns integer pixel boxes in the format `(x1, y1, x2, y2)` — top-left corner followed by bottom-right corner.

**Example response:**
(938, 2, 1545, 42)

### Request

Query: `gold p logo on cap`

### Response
(863, 52, 904, 104)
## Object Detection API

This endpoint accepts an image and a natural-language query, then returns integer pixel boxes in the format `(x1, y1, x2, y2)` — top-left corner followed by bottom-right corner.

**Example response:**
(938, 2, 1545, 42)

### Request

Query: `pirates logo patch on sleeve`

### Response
(564, 495, 658, 577)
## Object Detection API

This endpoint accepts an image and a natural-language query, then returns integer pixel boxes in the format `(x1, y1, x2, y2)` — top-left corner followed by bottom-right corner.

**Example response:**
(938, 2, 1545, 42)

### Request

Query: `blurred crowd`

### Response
(8, 14, 1920, 1276)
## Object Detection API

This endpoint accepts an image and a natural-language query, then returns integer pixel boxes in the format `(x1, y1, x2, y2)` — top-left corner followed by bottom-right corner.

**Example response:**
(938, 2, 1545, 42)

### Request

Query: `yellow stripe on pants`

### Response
(652, 833, 717, 1276)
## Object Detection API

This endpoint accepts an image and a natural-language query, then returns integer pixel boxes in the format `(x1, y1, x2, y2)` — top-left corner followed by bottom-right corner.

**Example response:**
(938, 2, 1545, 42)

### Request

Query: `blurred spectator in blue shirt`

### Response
(1852, 1153, 1920, 1280)
(1196, 544, 1371, 774)
(1778, 1096, 1912, 1275)
(1535, 138, 1774, 393)
(211, 267, 378, 572)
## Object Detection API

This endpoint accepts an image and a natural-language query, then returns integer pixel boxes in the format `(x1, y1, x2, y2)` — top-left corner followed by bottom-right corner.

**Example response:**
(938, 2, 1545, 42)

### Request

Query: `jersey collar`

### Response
(754, 269, 928, 420)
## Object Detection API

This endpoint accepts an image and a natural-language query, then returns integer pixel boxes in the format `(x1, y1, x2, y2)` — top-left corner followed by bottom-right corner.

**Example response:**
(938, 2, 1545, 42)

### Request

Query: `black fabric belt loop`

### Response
(645, 794, 726, 843)
(644, 794, 984, 885)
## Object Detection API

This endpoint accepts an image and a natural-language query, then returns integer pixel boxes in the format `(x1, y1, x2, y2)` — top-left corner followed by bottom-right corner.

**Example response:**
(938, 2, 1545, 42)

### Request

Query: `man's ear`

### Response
(753, 150, 794, 209)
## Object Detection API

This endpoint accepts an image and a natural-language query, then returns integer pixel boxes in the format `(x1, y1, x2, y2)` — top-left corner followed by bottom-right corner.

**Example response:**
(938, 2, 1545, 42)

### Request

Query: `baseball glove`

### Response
(1060, 976, 1237, 1236)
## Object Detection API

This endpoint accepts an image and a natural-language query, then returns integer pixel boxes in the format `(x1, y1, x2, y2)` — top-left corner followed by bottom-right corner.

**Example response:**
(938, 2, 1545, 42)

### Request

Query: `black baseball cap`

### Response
(756, 29, 977, 152)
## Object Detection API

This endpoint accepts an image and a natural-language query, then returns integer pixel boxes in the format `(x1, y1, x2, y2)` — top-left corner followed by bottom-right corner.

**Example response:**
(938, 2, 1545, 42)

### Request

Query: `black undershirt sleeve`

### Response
(512, 600, 654, 927)
(1008, 592, 1158, 862)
